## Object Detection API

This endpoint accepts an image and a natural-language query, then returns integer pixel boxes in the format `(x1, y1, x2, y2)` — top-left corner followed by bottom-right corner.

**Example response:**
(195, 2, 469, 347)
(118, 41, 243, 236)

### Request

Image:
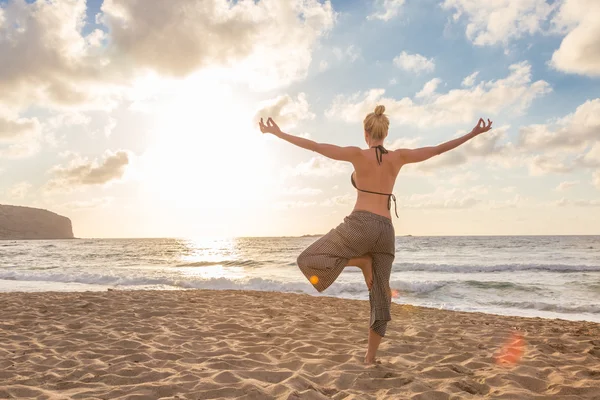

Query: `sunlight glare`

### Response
(142, 72, 274, 211)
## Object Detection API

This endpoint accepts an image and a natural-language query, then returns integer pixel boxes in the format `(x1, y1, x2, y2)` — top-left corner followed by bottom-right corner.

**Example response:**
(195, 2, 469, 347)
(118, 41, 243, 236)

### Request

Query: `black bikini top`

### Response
(351, 145, 399, 218)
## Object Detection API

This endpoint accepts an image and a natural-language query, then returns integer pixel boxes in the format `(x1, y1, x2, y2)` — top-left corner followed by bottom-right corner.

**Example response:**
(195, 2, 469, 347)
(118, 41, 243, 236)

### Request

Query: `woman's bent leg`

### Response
(297, 216, 375, 292)
(297, 229, 356, 292)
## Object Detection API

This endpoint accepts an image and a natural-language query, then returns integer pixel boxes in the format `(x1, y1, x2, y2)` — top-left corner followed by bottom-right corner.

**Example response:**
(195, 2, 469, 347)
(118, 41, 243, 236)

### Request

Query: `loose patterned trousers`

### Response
(297, 210, 396, 337)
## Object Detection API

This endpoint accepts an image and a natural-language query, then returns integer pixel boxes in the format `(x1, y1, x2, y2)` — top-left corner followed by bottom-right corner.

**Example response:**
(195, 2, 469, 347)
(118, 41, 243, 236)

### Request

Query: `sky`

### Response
(0, 0, 599, 238)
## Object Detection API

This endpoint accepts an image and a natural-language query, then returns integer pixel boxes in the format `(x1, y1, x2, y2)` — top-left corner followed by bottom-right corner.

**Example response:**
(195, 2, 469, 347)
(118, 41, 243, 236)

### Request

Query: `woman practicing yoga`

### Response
(259, 106, 492, 364)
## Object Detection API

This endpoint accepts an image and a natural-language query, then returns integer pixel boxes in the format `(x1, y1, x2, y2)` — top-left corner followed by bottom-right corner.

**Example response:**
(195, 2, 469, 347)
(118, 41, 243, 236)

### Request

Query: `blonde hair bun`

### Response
(363, 104, 389, 140)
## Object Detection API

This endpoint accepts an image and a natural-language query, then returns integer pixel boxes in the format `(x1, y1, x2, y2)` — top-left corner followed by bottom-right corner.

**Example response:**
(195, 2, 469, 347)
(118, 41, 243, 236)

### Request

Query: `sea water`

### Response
(1, 236, 599, 322)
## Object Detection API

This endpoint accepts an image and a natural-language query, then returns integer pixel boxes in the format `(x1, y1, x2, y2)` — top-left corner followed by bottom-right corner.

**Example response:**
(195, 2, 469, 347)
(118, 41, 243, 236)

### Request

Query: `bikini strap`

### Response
(372, 145, 388, 165)
(389, 194, 399, 218)
(351, 173, 399, 218)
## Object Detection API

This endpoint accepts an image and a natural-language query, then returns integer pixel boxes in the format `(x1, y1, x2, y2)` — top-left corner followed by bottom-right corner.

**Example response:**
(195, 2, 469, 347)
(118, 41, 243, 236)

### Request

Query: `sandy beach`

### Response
(1, 290, 599, 400)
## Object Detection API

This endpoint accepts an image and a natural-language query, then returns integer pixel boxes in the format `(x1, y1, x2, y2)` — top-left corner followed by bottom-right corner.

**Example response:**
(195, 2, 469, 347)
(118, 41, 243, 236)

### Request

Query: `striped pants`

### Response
(296, 210, 396, 337)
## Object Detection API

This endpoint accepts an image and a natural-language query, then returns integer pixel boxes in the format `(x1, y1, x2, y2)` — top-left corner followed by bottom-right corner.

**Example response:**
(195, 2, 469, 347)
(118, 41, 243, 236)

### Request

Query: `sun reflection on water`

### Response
(176, 238, 247, 280)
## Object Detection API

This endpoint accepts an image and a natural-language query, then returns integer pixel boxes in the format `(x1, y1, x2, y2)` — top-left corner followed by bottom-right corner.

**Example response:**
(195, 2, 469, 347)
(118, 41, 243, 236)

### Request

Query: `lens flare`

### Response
(495, 332, 525, 366)
(310, 275, 319, 285)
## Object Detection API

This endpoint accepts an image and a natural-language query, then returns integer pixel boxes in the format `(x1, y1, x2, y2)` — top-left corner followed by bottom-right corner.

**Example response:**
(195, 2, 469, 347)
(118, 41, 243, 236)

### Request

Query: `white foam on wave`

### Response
(390, 280, 447, 294)
(0, 270, 180, 287)
(394, 262, 600, 273)
(2, 270, 599, 320)
(492, 300, 600, 314)
(0, 270, 448, 296)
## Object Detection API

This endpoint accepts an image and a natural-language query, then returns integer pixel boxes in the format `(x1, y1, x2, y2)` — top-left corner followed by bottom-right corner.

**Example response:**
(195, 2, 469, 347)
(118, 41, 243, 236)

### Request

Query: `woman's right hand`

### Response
(472, 118, 493, 135)
(259, 117, 282, 135)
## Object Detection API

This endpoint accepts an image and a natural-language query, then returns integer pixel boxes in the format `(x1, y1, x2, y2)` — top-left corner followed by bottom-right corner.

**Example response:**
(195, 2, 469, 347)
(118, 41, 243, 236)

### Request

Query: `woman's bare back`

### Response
(351, 147, 403, 219)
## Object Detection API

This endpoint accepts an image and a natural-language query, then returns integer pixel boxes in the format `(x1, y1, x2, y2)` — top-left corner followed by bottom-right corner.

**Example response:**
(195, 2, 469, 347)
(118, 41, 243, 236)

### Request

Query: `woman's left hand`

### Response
(471, 118, 493, 135)
(259, 117, 282, 135)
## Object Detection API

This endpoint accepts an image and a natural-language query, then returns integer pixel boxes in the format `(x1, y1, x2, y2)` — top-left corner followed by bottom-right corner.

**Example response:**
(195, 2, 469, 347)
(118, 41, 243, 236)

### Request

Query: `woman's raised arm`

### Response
(259, 117, 361, 162)
(394, 118, 493, 165)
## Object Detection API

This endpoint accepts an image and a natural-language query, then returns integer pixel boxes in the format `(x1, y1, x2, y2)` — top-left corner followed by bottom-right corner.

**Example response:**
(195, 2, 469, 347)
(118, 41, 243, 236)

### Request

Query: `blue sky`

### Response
(0, 0, 599, 237)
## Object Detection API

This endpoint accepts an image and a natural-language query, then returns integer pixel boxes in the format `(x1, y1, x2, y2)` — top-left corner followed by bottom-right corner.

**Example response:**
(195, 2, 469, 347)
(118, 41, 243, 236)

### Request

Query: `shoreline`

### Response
(3, 234, 600, 241)
(1, 285, 599, 325)
(1, 289, 599, 399)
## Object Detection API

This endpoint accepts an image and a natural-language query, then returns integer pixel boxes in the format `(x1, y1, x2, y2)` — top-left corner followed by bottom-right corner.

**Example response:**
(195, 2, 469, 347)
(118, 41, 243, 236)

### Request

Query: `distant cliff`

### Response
(0, 205, 74, 240)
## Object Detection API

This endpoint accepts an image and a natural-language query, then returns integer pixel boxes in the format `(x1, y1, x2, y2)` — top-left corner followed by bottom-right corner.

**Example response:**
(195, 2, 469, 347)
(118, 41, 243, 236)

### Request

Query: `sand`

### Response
(0, 290, 599, 400)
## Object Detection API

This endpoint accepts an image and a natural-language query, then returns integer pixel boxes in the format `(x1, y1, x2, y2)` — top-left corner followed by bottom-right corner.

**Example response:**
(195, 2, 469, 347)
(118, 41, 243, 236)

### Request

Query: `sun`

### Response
(140, 73, 274, 211)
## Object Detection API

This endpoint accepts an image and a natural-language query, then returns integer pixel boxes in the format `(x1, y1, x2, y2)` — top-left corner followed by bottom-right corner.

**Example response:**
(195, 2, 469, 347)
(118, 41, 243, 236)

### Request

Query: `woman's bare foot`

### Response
(364, 354, 376, 364)
(354, 255, 373, 290)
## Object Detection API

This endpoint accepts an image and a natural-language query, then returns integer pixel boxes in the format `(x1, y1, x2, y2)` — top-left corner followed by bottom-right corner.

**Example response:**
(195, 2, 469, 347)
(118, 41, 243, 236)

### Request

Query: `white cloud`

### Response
(282, 156, 351, 178)
(332, 48, 343, 61)
(441, 0, 600, 77)
(577, 143, 600, 169)
(281, 187, 323, 196)
(333, 45, 361, 63)
(402, 189, 480, 209)
(320, 194, 355, 207)
(46, 112, 91, 130)
(529, 155, 586, 178)
(7, 182, 32, 199)
(449, 171, 480, 184)
(388, 136, 422, 149)
(389, 78, 398, 85)
(346, 45, 361, 62)
(254, 93, 315, 129)
(555, 180, 579, 191)
(518, 99, 600, 152)
(415, 150, 468, 172)
(85, 28, 107, 48)
(393, 51, 435, 74)
(274, 192, 356, 208)
(0, 0, 119, 115)
(489, 194, 522, 209)
(441, 0, 556, 46)
(593, 171, 600, 189)
(319, 60, 329, 72)
(468, 185, 490, 196)
(412, 126, 514, 173)
(103, 117, 117, 137)
(44, 150, 131, 193)
(326, 62, 550, 128)
(368, 0, 406, 21)
(274, 200, 318, 210)
(0, 131, 42, 159)
(0, 0, 336, 127)
(0, 143, 40, 159)
(518, 99, 600, 176)
(462, 71, 479, 87)
(400, 186, 525, 210)
(0, 116, 40, 140)
(63, 197, 114, 210)
(99, 0, 336, 90)
(463, 128, 511, 157)
(529, 155, 575, 175)
(416, 78, 442, 98)
(556, 198, 600, 207)
(1, 110, 92, 160)
(550, 0, 600, 76)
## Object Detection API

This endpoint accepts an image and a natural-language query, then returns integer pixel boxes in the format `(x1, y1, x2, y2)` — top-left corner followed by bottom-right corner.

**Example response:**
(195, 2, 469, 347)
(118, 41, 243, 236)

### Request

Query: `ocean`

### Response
(1, 236, 599, 323)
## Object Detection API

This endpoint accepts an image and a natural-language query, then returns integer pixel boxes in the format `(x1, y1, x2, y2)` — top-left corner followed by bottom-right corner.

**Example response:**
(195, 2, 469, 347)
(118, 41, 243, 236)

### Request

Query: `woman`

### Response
(259, 105, 492, 364)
